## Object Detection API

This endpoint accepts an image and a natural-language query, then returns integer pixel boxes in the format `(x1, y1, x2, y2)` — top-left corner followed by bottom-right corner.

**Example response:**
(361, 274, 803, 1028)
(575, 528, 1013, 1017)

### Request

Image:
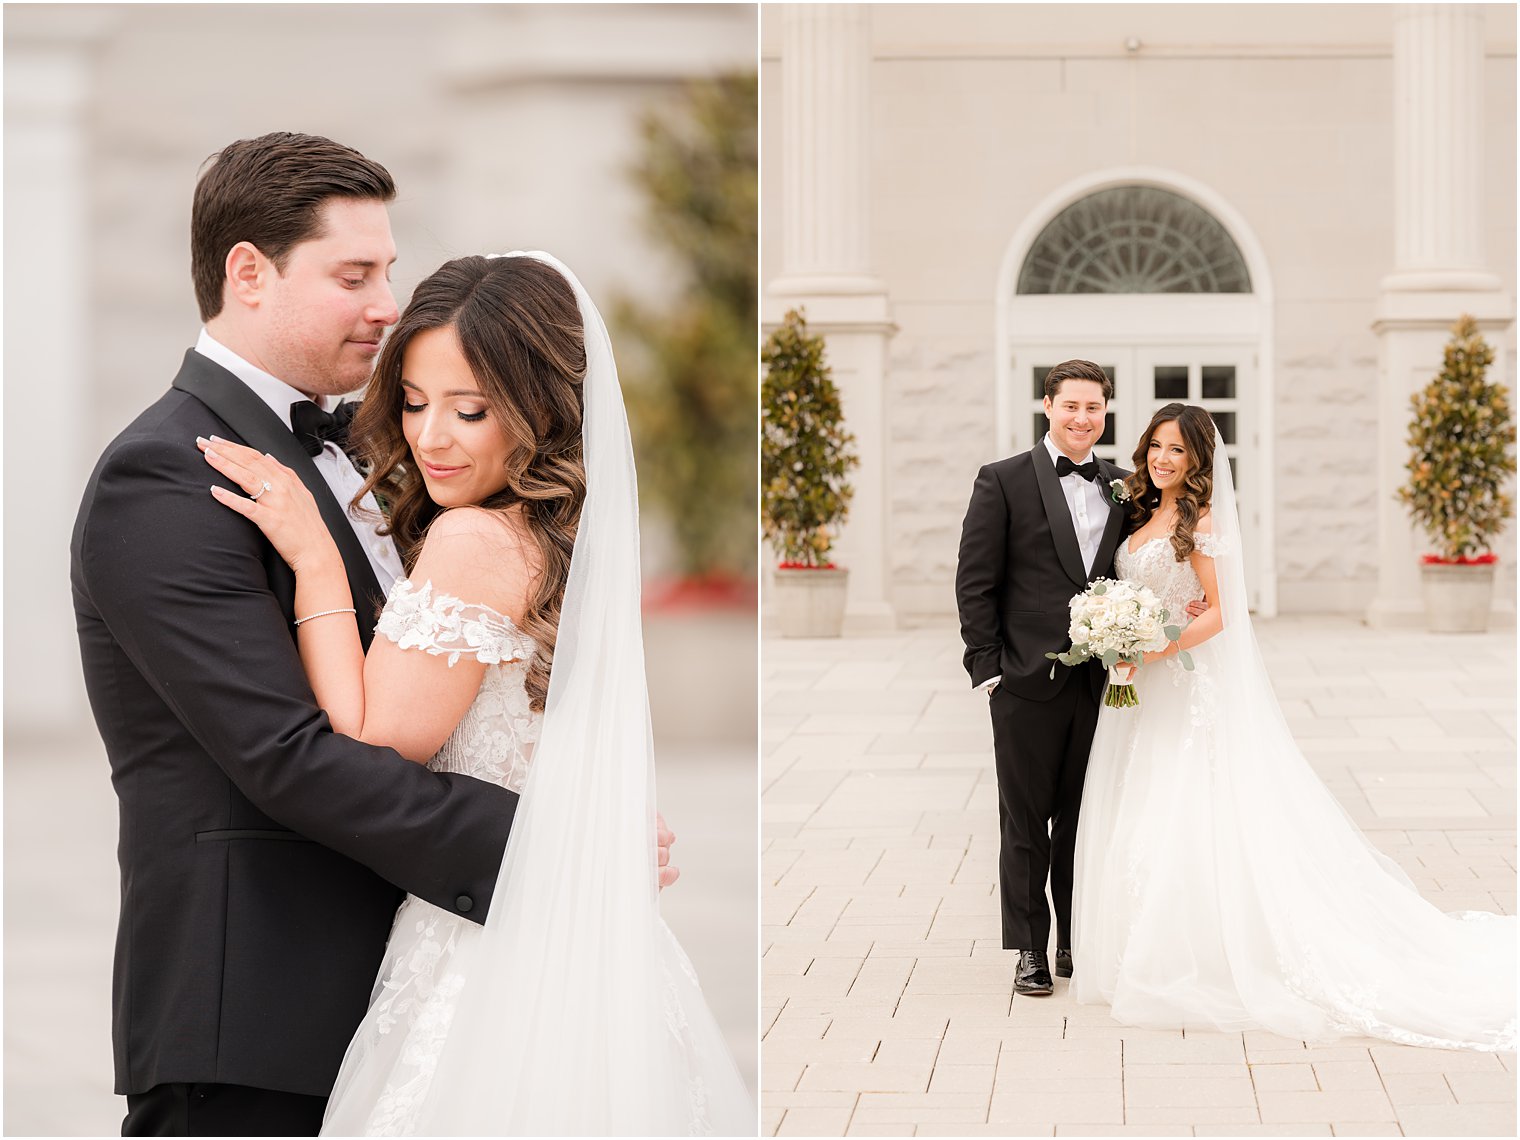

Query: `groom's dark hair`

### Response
(190, 132, 396, 321)
(1045, 359, 1113, 403)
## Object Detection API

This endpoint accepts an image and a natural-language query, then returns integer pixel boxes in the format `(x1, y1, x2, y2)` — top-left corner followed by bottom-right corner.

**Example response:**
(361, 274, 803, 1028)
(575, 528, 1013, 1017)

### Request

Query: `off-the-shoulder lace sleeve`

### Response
(1194, 531, 1230, 558)
(374, 578, 535, 666)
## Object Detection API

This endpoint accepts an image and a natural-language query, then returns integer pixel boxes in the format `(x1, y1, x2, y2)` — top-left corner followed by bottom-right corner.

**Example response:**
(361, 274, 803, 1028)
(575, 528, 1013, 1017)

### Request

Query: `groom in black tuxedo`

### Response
(955, 360, 1129, 996)
(71, 133, 674, 1136)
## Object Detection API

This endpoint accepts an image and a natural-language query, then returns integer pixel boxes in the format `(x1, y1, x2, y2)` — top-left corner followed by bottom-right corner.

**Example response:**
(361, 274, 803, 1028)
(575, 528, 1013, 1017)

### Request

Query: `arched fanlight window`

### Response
(1017, 186, 1252, 295)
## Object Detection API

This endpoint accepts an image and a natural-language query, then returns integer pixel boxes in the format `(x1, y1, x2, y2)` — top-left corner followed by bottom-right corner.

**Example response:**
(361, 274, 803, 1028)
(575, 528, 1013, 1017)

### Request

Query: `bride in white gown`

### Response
(1072, 403, 1515, 1052)
(202, 252, 754, 1133)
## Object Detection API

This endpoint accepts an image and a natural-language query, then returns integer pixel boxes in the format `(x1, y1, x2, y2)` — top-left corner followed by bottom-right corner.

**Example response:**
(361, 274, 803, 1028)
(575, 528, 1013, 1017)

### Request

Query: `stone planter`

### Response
(1419, 560, 1497, 633)
(774, 566, 849, 638)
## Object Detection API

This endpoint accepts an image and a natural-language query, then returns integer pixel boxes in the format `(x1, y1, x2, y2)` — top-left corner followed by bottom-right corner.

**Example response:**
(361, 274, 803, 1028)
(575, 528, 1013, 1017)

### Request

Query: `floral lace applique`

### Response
(361, 904, 469, 1135)
(1193, 530, 1228, 559)
(375, 577, 535, 666)
(1278, 941, 1516, 1052)
(373, 577, 542, 793)
(1116, 536, 1208, 636)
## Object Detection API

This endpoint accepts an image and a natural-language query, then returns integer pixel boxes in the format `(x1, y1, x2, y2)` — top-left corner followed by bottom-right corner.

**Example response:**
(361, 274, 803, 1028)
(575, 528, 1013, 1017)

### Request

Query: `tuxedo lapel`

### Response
(171, 350, 387, 647)
(1092, 459, 1127, 581)
(1030, 441, 1089, 588)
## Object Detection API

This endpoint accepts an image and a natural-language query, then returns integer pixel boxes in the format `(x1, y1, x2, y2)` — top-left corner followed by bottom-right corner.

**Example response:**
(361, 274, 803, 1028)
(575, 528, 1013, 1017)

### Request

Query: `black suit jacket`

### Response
(956, 442, 1129, 702)
(71, 350, 517, 1097)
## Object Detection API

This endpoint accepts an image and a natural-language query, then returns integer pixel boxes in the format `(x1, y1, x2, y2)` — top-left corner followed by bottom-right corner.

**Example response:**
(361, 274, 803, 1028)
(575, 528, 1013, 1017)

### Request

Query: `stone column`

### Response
(4, 11, 118, 737)
(1368, 4, 1514, 628)
(764, 4, 896, 630)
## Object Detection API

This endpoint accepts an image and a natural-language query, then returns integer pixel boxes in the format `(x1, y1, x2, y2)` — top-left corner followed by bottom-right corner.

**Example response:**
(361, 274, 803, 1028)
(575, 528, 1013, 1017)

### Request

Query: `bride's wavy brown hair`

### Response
(350, 255, 587, 711)
(1123, 402, 1217, 563)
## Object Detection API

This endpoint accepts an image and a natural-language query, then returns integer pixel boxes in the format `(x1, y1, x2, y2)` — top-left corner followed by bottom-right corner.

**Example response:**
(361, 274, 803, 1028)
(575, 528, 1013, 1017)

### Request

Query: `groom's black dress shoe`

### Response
(1055, 948, 1074, 978)
(1014, 950, 1054, 995)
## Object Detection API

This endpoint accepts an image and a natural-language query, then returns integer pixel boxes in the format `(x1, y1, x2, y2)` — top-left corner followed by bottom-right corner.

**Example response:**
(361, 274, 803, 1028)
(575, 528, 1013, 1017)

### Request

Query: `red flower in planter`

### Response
(1420, 552, 1499, 565)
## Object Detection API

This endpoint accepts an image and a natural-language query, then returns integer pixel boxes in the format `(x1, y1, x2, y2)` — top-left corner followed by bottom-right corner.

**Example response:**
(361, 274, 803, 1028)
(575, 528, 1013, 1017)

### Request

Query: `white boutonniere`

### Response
(1109, 478, 1131, 504)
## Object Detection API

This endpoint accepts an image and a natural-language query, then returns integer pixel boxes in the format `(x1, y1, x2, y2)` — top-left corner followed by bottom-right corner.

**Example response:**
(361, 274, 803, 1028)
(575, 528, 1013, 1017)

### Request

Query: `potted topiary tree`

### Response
(1396, 314, 1517, 632)
(762, 309, 859, 637)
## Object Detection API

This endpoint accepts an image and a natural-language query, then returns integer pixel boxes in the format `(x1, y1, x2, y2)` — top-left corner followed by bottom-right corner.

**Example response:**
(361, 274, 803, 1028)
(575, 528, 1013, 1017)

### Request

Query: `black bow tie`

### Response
(290, 400, 358, 458)
(1055, 455, 1100, 481)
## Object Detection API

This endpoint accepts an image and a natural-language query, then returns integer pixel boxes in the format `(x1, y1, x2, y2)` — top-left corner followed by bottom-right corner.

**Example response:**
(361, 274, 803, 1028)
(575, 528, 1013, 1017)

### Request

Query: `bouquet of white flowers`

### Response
(1045, 578, 1194, 708)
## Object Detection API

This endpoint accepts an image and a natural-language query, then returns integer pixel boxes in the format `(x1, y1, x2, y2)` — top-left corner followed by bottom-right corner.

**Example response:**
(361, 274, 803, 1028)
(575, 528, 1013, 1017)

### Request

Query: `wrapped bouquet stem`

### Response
(1105, 662, 1142, 709)
(1045, 577, 1194, 709)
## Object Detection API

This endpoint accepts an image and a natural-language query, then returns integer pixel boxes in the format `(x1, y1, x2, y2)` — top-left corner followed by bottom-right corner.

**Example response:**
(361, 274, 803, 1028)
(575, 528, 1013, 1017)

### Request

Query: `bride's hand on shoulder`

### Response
(200, 436, 341, 577)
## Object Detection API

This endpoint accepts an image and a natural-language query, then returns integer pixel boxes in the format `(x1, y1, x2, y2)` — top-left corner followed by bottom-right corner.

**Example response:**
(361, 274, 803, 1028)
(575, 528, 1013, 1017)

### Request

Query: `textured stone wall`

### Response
(886, 331, 996, 619)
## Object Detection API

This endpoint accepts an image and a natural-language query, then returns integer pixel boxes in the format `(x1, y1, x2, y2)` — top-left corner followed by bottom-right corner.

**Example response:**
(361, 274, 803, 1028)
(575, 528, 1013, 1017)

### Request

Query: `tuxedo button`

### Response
(454, 894, 474, 914)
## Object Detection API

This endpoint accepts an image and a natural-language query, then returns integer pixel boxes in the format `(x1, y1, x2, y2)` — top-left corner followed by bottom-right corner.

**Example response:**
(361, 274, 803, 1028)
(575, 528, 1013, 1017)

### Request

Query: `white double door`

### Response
(1010, 343, 1261, 609)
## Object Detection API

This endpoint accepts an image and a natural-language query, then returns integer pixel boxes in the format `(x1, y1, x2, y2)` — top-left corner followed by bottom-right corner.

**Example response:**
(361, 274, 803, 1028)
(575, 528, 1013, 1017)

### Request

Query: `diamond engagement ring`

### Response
(250, 480, 273, 501)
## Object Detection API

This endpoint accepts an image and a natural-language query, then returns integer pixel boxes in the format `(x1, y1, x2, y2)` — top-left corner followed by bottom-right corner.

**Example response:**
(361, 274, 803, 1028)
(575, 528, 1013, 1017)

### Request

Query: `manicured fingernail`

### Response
(208, 435, 227, 444)
(195, 436, 209, 446)
(205, 448, 220, 460)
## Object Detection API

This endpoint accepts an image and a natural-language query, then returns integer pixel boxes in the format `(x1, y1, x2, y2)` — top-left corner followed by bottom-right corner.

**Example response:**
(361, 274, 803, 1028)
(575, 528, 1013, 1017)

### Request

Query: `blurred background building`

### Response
(4, 4, 757, 1131)
(761, 3, 1517, 628)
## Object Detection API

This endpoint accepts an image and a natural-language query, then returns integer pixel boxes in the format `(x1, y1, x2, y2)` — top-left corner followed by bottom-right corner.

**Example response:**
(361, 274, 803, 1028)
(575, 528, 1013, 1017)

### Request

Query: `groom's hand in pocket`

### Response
(1186, 597, 1209, 619)
(657, 811, 679, 890)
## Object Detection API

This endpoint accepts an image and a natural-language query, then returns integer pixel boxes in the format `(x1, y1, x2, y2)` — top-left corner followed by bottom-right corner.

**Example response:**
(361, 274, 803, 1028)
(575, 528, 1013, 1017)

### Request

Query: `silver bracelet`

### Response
(294, 607, 356, 627)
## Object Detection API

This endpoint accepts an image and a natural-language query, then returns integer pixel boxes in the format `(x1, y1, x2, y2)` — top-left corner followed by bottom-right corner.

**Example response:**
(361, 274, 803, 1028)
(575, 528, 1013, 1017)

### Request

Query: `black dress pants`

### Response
(989, 667, 1101, 952)
(122, 1083, 328, 1137)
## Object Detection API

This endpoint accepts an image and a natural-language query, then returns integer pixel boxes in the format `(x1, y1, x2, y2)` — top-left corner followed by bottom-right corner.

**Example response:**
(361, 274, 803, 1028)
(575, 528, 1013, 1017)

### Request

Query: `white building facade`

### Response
(761, 3, 1517, 627)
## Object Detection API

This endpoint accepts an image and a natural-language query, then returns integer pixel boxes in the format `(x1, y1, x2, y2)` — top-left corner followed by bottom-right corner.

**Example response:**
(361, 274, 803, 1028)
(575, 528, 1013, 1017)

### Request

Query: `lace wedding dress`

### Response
(320, 579, 751, 1135)
(1071, 448, 1515, 1052)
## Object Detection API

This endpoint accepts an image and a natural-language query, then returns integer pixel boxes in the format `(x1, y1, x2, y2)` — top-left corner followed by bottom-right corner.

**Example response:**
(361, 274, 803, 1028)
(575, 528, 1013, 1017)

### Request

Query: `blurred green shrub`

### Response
(615, 72, 758, 583)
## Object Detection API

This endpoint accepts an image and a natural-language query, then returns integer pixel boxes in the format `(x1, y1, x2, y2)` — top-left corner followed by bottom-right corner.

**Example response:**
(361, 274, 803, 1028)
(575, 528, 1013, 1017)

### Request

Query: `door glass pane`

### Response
(1099, 417, 1116, 447)
(1032, 412, 1047, 442)
(1202, 365, 1237, 399)
(1153, 365, 1188, 399)
(1229, 456, 1238, 486)
(1212, 411, 1237, 444)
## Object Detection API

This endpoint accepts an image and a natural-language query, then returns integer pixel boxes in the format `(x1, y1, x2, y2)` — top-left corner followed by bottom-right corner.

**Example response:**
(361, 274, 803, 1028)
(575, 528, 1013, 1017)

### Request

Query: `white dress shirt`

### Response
(980, 434, 1110, 694)
(1042, 433, 1109, 577)
(194, 329, 406, 590)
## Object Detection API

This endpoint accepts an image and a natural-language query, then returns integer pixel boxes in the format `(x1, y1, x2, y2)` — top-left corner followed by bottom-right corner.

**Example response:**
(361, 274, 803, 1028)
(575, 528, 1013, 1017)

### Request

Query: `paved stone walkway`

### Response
(762, 617, 1516, 1137)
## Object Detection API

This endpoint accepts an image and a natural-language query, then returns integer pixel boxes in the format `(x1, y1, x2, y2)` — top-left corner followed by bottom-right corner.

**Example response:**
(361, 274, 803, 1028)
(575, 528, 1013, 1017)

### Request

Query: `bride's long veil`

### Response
(1169, 426, 1514, 1049)
(407, 253, 753, 1132)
